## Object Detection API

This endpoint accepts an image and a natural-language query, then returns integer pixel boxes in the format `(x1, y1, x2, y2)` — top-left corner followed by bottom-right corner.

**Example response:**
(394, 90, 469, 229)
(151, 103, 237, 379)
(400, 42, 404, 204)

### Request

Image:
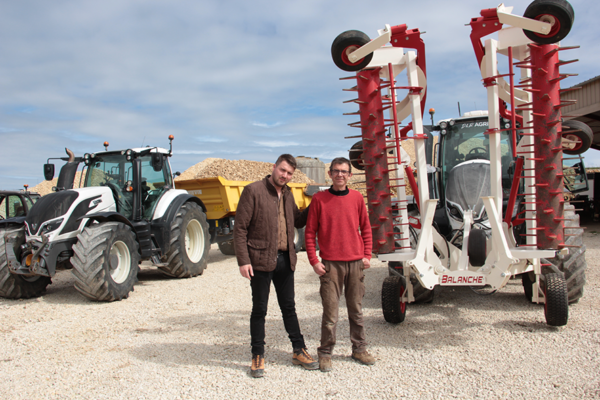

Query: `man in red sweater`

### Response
(305, 157, 374, 372)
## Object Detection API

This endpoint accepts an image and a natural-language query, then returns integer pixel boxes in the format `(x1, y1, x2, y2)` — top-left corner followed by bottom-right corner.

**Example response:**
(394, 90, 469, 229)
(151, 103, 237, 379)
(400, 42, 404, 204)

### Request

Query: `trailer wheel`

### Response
(331, 30, 373, 72)
(544, 273, 568, 326)
(523, 0, 574, 44)
(0, 227, 51, 299)
(382, 276, 406, 323)
(468, 228, 487, 267)
(562, 120, 593, 155)
(218, 240, 236, 256)
(161, 202, 210, 278)
(541, 204, 586, 303)
(72, 222, 139, 301)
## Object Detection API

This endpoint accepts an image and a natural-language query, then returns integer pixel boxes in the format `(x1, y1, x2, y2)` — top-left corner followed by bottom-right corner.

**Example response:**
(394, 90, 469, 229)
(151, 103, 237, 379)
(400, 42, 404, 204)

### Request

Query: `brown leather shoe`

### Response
(251, 354, 264, 378)
(319, 356, 332, 372)
(352, 351, 376, 365)
(292, 348, 319, 370)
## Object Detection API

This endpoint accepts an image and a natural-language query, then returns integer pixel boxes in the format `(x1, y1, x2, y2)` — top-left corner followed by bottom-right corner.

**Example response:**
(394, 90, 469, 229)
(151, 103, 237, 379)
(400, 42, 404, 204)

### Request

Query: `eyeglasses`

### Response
(331, 169, 350, 176)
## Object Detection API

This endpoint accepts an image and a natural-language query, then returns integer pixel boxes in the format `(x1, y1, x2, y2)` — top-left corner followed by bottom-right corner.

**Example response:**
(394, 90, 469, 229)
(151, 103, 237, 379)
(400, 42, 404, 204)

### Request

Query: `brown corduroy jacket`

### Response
(233, 176, 309, 272)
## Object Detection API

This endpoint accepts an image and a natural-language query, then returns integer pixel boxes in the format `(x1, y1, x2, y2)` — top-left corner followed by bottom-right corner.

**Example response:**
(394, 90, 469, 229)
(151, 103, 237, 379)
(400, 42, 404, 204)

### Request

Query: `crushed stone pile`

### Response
(176, 158, 315, 184)
(30, 172, 85, 196)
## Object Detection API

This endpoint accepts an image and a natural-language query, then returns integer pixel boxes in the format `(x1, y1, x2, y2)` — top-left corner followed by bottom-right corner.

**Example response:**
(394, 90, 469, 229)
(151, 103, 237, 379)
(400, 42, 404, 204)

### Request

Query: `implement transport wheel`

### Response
(161, 202, 210, 278)
(544, 273, 569, 326)
(523, 0, 574, 44)
(0, 227, 51, 299)
(218, 240, 235, 256)
(72, 222, 140, 301)
(541, 204, 586, 303)
(331, 30, 373, 72)
(468, 228, 487, 267)
(349, 141, 365, 171)
(522, 271, 535, 303)
(388, 261, 434, 303)
(382, 276, 407, 324)
(562, 120, 593, 155)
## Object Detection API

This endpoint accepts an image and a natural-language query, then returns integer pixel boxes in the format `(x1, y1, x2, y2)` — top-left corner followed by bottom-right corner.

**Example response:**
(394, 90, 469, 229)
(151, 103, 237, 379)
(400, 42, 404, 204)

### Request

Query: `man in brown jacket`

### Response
(233, 154, 318, 378)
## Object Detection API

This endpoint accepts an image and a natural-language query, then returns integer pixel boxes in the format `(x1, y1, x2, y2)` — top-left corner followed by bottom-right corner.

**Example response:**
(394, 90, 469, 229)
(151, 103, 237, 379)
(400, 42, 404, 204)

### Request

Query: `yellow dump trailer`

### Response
(175, 176, 318, 255)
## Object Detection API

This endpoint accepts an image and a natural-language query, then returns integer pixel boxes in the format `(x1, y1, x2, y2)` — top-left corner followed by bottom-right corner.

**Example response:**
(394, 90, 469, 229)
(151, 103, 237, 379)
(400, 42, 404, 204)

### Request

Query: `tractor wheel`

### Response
(160, 202, 210, 278)
(523, 0, 574, 44)
(0, 227, 51, 299)
(294, 227, 305, 253)
(388, 261, 434, 303)
(218, 240, 236, 256)
(541, 204, 586, 303)
(331, 30, 373, 72)
(468, 228, 487, 267)
(562, 120, 593, 155)
(522, 271, 535, 303)
(382, 276, 407, 324)
(71, 222, 140, 301)
(544, 273, 569, 326)
(349, 141, 365, 171)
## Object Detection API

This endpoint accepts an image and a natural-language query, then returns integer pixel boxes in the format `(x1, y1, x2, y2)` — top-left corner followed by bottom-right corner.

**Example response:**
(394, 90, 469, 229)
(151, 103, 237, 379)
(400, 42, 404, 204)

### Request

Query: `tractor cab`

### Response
(82, 146, 173, 221)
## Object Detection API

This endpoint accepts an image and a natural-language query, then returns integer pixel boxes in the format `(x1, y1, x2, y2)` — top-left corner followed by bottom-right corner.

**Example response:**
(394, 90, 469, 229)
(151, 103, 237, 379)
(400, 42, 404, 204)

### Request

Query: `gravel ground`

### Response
(2, 223, 600, 400)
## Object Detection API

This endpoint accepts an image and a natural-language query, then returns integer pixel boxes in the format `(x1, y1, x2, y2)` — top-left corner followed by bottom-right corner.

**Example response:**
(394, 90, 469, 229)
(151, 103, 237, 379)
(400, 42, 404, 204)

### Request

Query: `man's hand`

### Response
(239, 264, 254, 280)
(362, 258, 371, 269)
(312, 262, 326, 276)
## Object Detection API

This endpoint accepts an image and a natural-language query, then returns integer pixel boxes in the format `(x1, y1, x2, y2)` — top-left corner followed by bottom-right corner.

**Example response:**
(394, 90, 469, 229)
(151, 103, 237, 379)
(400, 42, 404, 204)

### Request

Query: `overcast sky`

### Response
(1, 0, 598, 190)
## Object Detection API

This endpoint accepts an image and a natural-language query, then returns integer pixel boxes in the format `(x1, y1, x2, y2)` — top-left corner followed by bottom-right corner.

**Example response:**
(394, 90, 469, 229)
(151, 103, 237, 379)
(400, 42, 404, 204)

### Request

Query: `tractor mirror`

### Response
(151, 153, 164, 172)
(43, 164, 55, 181)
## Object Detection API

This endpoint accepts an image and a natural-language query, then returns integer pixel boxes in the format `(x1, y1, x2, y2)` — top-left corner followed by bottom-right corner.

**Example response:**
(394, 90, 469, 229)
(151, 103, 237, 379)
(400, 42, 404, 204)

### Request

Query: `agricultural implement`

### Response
(331, 0, 589, 326)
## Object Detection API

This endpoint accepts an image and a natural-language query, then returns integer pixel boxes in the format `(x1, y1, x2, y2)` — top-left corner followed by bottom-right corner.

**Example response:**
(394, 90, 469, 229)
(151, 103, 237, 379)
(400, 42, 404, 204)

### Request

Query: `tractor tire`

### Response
(160, 202, 210, 278)
(562, 120, 593, 155)
(544, 273, 569, 327)
(71, 222, 140, 301)
(331, 30, 373, 72)
(388, 261, 434, 303)
(0, 227, 51, 299)
(382, 275, 407, 324)
(218, 240, 236, 256)
(468, 228, 487, 267)
(294, 227, 305, 253)
(541, 204, 586, 303)
(349, 141, 365, 171)
(523, 0, 574, 44)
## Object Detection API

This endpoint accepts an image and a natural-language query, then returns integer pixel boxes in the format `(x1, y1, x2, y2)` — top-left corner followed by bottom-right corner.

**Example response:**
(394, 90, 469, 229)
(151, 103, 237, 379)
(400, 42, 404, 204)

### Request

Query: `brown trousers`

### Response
(317, 259, 367, 356)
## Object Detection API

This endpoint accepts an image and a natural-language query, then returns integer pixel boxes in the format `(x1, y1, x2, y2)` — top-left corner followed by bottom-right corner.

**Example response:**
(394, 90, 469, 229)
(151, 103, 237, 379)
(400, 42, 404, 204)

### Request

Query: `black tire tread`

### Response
(544, 273, 569, 326)
(382, 276, 406, 324)
(331, 30, 373, 72)
(218, 240, 236, 256)
(71, 222, 140, 301)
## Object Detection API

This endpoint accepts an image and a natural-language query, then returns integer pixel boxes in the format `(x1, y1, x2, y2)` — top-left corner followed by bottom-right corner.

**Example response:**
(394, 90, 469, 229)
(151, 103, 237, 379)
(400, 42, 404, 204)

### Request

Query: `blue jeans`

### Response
(250, 251, 306, 355)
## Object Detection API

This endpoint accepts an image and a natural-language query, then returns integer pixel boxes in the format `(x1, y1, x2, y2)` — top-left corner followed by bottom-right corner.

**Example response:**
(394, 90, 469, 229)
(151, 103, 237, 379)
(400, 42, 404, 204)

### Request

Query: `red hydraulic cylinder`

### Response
(356, 68, 394, 254)
(530, 43, 564, 249)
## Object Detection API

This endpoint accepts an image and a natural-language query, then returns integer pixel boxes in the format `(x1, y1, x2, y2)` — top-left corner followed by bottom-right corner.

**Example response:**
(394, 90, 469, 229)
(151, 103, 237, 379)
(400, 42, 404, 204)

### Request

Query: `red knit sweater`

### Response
(305, 188, 372, 265)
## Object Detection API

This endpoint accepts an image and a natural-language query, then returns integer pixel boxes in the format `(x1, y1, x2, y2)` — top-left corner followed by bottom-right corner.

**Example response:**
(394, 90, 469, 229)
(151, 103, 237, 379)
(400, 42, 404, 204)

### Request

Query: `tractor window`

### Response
(140, 153, 171, 219)
(0, 196, 6, 219)
(440, 119, 513, 190)
(2, 195, 25, 218)
(84, 153, 134, 219)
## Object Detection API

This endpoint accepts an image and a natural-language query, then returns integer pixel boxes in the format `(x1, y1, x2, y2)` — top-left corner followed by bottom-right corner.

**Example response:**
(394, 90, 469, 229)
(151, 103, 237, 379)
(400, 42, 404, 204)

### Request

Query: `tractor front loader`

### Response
(331, 0, 589, 326)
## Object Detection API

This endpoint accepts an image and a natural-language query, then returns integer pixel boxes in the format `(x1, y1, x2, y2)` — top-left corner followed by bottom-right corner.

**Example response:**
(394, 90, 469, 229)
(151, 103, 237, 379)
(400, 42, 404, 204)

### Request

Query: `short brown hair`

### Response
(275, 154, 297, 170)
(330, 157, 351, 173)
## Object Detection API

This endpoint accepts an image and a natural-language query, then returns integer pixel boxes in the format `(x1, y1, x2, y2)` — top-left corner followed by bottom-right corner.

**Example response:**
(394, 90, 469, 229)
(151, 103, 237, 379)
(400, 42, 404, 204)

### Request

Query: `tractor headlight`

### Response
(41, 218, 64, 234)
(439, 121, 448, 129)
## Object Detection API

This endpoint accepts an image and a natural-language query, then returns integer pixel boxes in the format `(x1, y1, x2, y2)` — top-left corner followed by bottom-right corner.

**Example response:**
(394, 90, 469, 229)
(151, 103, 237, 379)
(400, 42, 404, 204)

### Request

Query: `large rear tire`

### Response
(160, 202, 210, 278)
(541, 204, 586, 303)
(72, 222, 140, 301)
(0, 227, 51, 299)
(382, 276, 407, 324)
